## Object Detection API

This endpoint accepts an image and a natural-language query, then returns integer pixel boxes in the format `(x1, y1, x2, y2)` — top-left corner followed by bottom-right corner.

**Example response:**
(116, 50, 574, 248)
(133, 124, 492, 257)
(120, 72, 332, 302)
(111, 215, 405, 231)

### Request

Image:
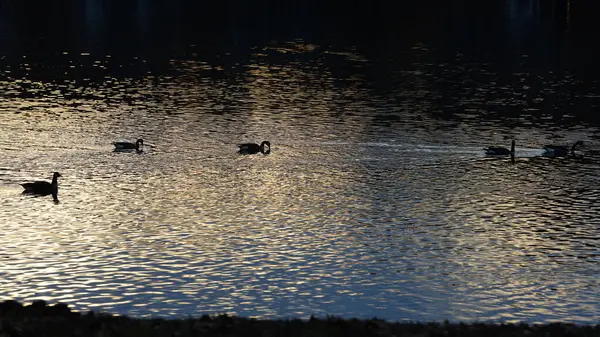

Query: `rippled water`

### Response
(1, 0, 600, 325)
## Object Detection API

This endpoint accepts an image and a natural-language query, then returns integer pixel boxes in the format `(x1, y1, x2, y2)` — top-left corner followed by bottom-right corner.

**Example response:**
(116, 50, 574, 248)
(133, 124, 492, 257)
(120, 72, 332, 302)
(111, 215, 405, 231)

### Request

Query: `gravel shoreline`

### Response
(1, 300, 598, 337)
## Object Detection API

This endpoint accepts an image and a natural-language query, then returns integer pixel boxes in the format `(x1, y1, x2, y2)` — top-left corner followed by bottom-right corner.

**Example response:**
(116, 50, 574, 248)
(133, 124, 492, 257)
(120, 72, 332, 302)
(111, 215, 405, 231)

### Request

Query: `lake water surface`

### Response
(0, 0, 599, 324)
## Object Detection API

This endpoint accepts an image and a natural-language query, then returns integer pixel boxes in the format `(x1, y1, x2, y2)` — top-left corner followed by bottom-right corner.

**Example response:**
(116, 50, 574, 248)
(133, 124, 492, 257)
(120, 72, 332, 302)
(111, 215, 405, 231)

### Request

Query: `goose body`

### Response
(114, 138, 144, 151)
(542, 140, 583, 157)
(484, 140, 515, 156)
(237, 140, 271, 154)
(21, 172, 61, 200)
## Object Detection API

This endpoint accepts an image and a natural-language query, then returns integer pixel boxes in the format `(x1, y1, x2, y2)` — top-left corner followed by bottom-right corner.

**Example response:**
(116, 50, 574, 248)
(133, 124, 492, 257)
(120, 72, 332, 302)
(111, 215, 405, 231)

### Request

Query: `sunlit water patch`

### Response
(1, 35, 599, 324)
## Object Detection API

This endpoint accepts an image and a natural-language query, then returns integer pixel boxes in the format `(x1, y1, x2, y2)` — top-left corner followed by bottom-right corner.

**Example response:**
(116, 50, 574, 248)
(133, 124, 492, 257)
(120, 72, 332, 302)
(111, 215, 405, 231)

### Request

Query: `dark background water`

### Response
(2, 1, 599, 66)
(1, 0, 599, 324)
(2, 0, 600, 119)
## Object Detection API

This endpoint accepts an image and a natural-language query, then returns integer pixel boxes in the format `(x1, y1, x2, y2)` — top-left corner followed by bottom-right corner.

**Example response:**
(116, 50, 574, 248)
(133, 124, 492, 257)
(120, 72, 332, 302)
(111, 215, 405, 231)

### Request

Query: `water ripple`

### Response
(0, 40, 599, 324)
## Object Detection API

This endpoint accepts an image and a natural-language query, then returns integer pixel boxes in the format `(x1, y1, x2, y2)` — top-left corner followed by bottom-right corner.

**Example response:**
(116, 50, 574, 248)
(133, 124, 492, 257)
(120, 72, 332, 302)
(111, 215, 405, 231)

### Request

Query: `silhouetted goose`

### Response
(484, 140, 515, 155)
(237, 140, 271, 154)
(542, 140, 583, 157)
(114, 138, 143, 151)
(21, 172, 61, 199)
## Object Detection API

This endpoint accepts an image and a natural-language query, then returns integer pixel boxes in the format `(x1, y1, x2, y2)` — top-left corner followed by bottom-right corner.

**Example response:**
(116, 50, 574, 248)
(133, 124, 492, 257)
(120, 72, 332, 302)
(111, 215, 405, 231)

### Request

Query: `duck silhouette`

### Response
(114, 138, 144, 151)
(542, 140, 583, 157)
(21, 172, 61, 201)
(237, 141, 271, 154)
(484, 140, 515, 156)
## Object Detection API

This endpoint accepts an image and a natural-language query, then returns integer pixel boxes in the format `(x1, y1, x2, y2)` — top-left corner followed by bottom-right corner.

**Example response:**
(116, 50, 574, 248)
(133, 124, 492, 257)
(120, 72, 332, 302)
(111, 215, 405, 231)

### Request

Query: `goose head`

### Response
(569, 140, 584, 156)
(260, 141, 271, 154)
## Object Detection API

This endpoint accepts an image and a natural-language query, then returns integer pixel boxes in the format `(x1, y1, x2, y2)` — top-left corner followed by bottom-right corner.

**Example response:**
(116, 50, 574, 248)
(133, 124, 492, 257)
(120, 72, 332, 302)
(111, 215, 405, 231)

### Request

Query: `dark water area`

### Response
(2, 1, 599, 64)
(2, 1, 600, 120)
(1, 0, 599, 324)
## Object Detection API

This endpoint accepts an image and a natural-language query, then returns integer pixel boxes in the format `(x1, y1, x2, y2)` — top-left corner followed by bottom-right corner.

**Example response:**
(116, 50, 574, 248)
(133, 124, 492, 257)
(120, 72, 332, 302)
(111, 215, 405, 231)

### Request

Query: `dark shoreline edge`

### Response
(1, 300, 598, 337)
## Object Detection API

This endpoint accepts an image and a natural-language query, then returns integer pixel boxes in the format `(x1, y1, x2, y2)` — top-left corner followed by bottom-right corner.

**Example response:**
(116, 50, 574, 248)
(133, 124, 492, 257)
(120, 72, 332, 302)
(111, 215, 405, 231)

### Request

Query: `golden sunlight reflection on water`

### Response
(0, 41, 599, 323)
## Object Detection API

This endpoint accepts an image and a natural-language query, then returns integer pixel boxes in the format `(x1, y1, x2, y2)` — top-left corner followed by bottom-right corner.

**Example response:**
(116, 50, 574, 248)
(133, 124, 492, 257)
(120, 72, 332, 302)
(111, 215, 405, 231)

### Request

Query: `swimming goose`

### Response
(542, 140, 583, 157)
(484, 140, 515, 155)
(237, 140, 271, 154)
(21, 172, 61, 199)
(113, 138, 144, 151)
